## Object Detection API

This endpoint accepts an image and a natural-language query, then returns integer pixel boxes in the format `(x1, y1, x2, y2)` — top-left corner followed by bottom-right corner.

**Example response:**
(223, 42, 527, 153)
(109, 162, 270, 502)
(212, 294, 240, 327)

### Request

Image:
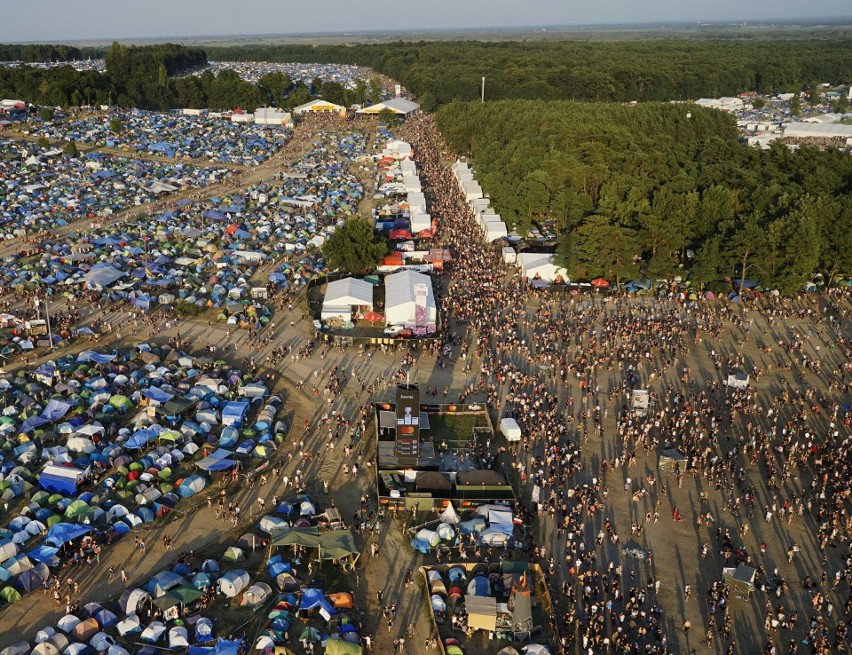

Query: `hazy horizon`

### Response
(2, 0, 850, 43)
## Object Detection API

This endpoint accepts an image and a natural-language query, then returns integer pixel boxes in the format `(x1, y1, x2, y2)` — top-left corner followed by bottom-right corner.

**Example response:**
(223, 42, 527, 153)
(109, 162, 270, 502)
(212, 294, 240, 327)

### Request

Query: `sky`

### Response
(2, 0, 850, 42)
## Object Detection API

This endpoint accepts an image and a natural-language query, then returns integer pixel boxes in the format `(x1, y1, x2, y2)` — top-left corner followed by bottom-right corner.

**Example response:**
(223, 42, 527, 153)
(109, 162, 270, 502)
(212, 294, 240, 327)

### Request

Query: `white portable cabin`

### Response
(726, 373, 749, 390)
(470, 198, 491, 214)
(502, 247, 517, 264)
(631, 390, 650, 416)
(407, 192, 427, 213)
(409, 213, 432, 234)
(455, 170, 474, 185)
(462, 181, 483, 201)
(483, 221, 508, 242)
(499, 418, 522, 442)
(402, 175, 422, 193)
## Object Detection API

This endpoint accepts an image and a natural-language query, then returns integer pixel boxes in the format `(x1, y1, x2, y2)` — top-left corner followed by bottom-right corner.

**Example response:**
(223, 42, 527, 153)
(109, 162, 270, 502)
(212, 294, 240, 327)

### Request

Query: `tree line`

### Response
(0, 42, 389, 111)
(3, 39, 851, 112)
(0, 44, 85, 62)
(435, 100, 851, 293)
(204, 40, 852, 110)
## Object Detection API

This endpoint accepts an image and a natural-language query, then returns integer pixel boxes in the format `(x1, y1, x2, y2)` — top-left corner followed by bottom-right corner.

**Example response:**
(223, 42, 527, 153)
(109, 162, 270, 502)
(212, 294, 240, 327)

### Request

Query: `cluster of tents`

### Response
(425, 562, 554, 655)
(3, 489, 364, 655)
(38, 110, 290, 165)
(206, 61, 371, 89)
(0, 344, 287, 605)
(0, 140, 231, 237)
(411, 503, 517, 554)
(2, 129, 372, 329)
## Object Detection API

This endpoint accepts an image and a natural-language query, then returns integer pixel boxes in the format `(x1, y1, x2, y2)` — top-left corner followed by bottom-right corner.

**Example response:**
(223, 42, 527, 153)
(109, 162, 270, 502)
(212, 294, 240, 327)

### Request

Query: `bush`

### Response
(174, 300, 203, 317)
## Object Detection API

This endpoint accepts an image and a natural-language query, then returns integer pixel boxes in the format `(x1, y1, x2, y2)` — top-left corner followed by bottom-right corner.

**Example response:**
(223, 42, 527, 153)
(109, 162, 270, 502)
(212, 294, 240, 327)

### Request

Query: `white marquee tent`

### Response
(516, 253, 568, 284)
(357, 98, 420, 116)
(384, 270, 436, 330)
(322, 278, 374, 321)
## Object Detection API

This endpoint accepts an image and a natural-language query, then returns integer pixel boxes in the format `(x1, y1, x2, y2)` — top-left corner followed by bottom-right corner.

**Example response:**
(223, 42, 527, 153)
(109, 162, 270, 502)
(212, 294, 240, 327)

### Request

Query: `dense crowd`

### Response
(401, 114, 852, 655)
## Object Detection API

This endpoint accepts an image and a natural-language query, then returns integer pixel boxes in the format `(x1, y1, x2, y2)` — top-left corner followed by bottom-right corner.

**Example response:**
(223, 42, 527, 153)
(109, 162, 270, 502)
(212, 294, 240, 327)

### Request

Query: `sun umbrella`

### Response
(590, 277, 609, 287)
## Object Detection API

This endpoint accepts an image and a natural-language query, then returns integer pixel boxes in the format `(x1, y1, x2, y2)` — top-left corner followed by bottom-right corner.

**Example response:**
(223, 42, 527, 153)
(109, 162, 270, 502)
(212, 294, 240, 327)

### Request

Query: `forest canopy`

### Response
(2, 39, 852, 112)
(435, 100, 852, 292)
(205, 40, 852, 110)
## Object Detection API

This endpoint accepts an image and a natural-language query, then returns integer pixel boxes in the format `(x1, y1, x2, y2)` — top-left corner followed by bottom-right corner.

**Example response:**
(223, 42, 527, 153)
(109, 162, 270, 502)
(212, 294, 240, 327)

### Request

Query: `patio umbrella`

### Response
(590, 277, 609, 288)
(362, 311, 383, 325)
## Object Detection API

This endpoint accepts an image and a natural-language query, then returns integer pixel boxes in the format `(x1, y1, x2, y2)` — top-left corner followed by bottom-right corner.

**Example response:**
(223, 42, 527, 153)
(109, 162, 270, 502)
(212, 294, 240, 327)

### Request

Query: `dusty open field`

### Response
(0, 113, 848, 655)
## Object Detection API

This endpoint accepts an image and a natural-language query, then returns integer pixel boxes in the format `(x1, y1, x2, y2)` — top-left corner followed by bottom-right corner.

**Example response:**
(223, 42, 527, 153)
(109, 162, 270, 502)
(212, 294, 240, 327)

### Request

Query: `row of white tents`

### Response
(452, 161, 508, 243)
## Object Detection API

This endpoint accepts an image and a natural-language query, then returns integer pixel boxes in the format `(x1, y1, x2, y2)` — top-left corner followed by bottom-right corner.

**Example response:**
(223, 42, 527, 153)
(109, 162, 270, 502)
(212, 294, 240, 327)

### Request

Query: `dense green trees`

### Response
(3, 38, 850, 112)
(0, 44, 84, 62)
(323, 218, 390, 274)
(205, 40, 852, 108)
(436, 100, 852, 292)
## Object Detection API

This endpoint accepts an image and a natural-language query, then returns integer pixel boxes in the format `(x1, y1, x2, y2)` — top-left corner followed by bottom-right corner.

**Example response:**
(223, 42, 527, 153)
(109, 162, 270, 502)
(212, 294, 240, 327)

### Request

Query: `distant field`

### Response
(57, 21, 852, 48)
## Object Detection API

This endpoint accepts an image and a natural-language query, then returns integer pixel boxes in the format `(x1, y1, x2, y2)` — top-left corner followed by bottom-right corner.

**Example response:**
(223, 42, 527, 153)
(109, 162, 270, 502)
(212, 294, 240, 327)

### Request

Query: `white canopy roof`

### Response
(516, 253, 568, 283)
(385, 270, 437, 327)
(293, 99, 344, 114)
(357, 98, 420, 115)
(323, 277, 373, 309)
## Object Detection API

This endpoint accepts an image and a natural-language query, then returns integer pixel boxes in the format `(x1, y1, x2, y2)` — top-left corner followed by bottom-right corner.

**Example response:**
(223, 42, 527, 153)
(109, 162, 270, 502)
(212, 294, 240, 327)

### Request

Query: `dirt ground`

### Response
(0, 118, 849, 655)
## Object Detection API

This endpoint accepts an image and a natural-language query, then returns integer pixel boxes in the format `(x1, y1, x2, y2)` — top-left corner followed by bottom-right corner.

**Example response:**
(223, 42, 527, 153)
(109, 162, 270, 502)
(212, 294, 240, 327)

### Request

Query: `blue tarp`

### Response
(189, 639, 242, 655)
(27, 545, 59, 564)
(22, 399, 71, 433)
(126, 429, 156, 450)
(196, 456, 237, 472)
(299, 588, 336, 615)
(142, 387, 173, 403)
(42, 399, 72, 421)
(44, 522, 92, 547)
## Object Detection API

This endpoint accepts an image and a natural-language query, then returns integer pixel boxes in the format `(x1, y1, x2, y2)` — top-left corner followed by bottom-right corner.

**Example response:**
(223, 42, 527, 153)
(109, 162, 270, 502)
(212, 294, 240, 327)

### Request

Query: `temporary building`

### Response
(415, 471, 451, 492)
(222, 546, 245, 562)
(218, 570, 250, 597)
(516, 253, 568, 284)
(499, 418, 522, 442)
(168, 627, 189, 649)
(116, 615, 142, 637)
(293, 99, 345, 115)
(0, 539, 19, 565)
(357, 98, 420, 116)
(177, 475, 206, 498)
(253, 108, 293, 127)
(69, 618, 99, 642)
(56, 614, 81, 634)
(221, 401, 250, 427)
(322, 278, 374, 321)
(384, 270, 437, 331)
(467, 595, 498, 631)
